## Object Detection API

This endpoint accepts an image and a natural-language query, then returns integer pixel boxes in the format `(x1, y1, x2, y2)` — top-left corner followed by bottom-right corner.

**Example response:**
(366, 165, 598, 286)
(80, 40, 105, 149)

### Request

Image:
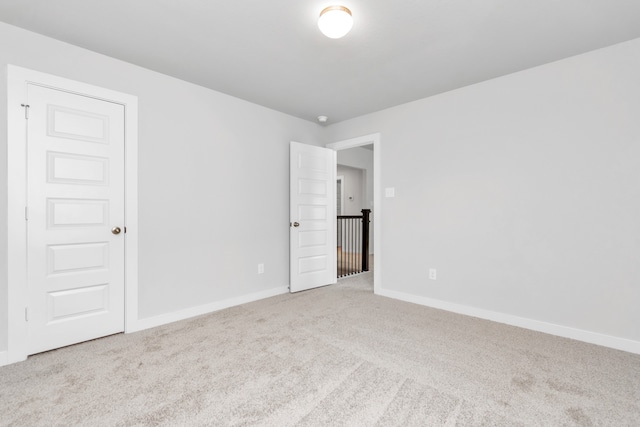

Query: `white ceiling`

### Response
(1, 1, 640, 124)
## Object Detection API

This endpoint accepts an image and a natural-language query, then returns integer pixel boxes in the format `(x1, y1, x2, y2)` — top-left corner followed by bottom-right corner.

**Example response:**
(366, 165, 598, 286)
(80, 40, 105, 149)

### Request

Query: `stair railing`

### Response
(337, 209, 371, 278)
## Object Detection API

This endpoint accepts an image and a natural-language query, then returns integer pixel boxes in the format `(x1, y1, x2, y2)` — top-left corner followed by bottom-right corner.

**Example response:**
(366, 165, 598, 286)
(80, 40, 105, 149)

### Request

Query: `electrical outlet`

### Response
(429, 268, 436, 280)
(258, 263, 264, 274)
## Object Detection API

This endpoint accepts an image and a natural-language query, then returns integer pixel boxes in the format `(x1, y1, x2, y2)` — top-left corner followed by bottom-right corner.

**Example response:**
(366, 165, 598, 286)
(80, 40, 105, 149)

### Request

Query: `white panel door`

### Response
(290, 141, 337, 292)
(26, 84, 125, 355)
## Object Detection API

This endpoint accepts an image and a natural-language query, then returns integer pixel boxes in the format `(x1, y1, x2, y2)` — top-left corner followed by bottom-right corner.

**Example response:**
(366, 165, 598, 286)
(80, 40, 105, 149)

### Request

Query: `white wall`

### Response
(337, 147, 374, 212)
(337, 165, 365, 215)
(325, 38, 640, 348)
(0, 22, 323, 351)
(0, 34, 7, 358)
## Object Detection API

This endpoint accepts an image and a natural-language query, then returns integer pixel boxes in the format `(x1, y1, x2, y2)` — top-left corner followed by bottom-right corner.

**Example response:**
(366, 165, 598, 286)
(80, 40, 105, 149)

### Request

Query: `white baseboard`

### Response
(0, 351, 8, 367)
(126, 286, 289, 333)
(377, 288, 640, 355)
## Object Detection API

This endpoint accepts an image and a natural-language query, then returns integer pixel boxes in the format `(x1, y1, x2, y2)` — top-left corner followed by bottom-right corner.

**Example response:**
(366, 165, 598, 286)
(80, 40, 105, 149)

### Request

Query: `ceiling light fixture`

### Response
(318, 6, 353, 39)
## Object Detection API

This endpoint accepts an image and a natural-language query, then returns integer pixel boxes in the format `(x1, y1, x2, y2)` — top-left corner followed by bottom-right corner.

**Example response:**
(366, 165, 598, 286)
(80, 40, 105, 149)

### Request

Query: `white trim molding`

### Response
(0, 351, 8, 367)
(327, 133, 382, 294)
(129, 286, 289, 333)
(378, 288, 640, 355)
(336, 175, 345, 216)
(6, 65, 139, 365)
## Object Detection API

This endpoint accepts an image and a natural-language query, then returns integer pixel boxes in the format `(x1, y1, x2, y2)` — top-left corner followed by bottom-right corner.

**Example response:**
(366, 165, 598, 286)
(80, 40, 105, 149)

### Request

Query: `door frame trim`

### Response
(6, 65, 139, 365)
(327, 133, 381, 293)
(336, 175, 344, 215)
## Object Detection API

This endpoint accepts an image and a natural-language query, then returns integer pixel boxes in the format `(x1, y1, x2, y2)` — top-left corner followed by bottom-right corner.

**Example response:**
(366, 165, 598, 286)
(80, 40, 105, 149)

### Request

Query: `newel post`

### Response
(361, 209, 371, 272)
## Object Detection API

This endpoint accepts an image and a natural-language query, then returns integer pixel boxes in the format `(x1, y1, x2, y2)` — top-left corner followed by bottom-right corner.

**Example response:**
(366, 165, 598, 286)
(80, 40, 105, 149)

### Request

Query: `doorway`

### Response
(327, 133, 382, 293)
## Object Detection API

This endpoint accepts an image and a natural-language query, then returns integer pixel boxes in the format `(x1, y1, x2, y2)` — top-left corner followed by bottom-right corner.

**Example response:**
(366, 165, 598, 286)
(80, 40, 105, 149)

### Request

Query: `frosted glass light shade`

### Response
(318, 6, 353, 39)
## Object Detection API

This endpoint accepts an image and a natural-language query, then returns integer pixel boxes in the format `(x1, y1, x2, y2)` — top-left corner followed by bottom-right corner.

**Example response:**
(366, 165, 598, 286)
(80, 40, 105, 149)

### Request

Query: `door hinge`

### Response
(25, 206, 28, 221)
(25, 307, 29, 322)
(21, 104, 30, 120)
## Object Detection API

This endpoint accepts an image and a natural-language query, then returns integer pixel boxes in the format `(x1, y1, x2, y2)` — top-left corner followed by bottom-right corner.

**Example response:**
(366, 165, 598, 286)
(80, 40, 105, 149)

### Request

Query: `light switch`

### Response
(385, 187, 395, 198)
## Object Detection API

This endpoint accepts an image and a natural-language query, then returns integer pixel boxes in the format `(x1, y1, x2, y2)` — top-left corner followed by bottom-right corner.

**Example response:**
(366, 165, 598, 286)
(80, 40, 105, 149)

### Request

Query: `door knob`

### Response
(111, 226, 122, 235)
(292, 222, 300, 228)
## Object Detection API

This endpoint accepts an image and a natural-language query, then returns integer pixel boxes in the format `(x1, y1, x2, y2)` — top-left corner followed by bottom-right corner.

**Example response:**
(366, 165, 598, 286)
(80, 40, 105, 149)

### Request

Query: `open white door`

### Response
(290, 141, 337, 292)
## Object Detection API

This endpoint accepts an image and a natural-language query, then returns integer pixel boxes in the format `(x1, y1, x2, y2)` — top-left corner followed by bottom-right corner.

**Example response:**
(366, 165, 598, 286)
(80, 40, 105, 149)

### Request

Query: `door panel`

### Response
(47, 242, 109, 274)
(27, 84, 125, 355)
(47, 151, 109, 185)
(290, 142, 337, 292)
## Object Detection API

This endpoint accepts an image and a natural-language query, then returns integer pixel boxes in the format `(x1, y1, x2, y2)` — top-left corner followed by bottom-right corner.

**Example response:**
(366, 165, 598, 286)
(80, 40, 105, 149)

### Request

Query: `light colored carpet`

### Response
(1, 270, 639, 426)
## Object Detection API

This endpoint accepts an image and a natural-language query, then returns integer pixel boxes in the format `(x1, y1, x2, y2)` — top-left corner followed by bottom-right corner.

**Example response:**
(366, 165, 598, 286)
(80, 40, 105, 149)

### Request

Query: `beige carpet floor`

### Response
(1, 270, 639, 426)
